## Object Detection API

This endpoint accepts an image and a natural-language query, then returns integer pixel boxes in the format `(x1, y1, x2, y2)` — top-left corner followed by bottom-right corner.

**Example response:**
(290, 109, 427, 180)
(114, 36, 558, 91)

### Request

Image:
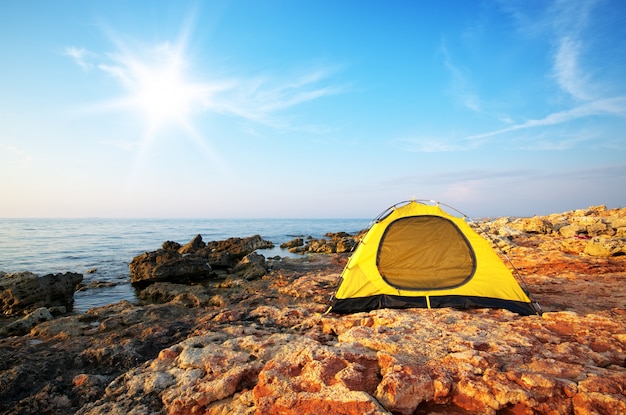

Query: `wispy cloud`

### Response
(554, 36, 593, 101)
(64, 46, 94, 71)
(467, 96, 626, 141)
(412, 0, 625, 153)
(66, 38, 345, 131)
(208, 69, 348, 128)
(548, 0, 600, 102)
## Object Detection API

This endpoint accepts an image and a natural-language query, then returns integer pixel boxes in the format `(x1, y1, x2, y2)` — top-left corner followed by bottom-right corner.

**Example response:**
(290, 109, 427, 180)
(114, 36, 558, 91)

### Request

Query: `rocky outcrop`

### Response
(1, 206, 625, 414)
(0, 271, 83, 315)
(129, 234, 274, 286)
(73, 305, 626, 415)
(0, 301, 196, 414)
(477, 205, 626, 256)
(284, 231, 362, 254)
(583, 237, 626, 256)
(129, 248, 212, 285)
(232, 252, 268, 280)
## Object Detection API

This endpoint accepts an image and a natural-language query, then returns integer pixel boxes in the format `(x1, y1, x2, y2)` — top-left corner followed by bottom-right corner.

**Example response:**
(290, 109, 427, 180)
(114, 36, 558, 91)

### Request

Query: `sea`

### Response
(0, 218, 369, 313)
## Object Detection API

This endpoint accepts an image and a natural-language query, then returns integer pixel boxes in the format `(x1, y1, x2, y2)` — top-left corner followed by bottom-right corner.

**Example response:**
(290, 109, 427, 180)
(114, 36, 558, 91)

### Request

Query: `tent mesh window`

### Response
(377, 215, 476, 290)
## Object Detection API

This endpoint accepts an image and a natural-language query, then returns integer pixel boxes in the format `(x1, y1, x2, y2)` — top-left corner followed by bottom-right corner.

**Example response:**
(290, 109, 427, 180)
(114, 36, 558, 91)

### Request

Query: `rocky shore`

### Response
(1, 205, 625, 414)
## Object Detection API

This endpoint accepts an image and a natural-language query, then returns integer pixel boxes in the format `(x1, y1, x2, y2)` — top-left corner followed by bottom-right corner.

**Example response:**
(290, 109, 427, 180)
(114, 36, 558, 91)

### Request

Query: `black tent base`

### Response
(330, 294, 538, 316)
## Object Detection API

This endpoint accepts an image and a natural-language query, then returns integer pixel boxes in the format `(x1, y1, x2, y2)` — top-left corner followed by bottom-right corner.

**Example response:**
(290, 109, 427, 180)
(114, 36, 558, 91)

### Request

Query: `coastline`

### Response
(0, 218, 369, 312)
(1, 206, 625, 414)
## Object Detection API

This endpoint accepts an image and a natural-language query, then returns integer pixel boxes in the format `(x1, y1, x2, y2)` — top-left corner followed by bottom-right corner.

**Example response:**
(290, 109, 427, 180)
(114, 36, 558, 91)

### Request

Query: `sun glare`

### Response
(122, 45, 204, 133)
(91, 35, 229, 180)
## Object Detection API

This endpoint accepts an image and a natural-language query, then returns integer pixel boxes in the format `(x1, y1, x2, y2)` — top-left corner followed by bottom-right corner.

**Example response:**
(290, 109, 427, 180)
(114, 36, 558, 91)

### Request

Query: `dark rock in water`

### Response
(129, 234, 275, 287)
(281, 238, 304, 249)
(286, 232, 362, 254)
(324, 231, 351, 238)
(129, 249, 212, 286)
(209, 234, 273, 255)
(178, 234, 205, 254)
(162, 240, 182, 251)
(204, 234, 274, 269)
(0, 271, 83, 315)
(76, 280, 118, 292)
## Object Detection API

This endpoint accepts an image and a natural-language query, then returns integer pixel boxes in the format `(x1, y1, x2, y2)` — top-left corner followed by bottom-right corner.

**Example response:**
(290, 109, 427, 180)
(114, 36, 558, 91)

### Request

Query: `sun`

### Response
(118, 43, 206, 134)
(90, 35, 230, 179)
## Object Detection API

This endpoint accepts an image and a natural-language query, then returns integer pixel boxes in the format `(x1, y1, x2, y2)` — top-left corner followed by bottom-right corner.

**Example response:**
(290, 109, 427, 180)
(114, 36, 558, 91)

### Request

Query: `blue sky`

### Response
(1, 0, 625, 218)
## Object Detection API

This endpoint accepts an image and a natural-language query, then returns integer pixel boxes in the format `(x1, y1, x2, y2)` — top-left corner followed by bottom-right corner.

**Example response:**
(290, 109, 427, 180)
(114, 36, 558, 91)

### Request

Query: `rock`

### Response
(137, 282, 213, 307)
(129, 249, 212, 286)
(232, 252, 267, 280)
(496, 225, 524, 237)
(162, 240, 182, 251)
(67, 303, 626, 415)
(178, 234, 205, 254)
(280, 238, 304, 249)
(287, 232, 361, 254)
(76, 280, 119, 292)
(73, 374, 112, 408)
(129, 234, 276, 287)
(336, 237, 358, 253)
(558, 224, 588, 238)
(559, 217, 612, 237)
(253, 338, 387, 415)
(488, 235, 516, 252)
(0, 307, 53, 336)
(375, 354, 434, 415)
(509, 216, 553, 234)
(583, 237, 626, 257)
(0, 271, 83, 315)
(559, 238, 588, 254)
(205, 235, 274, 269)
(206, 234, 274, 257)
(573, 371, 626, 414)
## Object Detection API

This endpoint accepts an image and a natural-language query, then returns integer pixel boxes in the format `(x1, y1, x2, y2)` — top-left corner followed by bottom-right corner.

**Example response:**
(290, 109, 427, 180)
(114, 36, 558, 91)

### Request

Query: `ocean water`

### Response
(0, 218, 369, 313)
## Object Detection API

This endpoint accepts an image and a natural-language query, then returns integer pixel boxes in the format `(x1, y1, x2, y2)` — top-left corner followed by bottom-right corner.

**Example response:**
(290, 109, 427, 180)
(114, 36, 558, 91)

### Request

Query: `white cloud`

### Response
(547, 0, 607, 103)
(466, 96, 626, 141)
(97, 63, 132, 87)
(64, 46, 93, 71)
(395, 92, 626, 153)
(554, 36, 592, 101)
(230, 74, 346, 126)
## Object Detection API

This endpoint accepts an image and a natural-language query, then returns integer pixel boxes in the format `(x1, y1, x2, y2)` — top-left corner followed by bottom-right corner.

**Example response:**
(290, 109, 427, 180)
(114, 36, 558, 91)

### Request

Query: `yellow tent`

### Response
(330, 200, 540, 315)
